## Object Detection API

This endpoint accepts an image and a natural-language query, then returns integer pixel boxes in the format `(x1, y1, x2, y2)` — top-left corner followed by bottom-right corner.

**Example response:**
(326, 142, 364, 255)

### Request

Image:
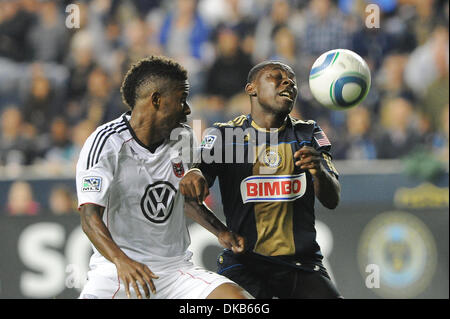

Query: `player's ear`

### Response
(245, 83, 257, 97)
(151, 92, 161, 109)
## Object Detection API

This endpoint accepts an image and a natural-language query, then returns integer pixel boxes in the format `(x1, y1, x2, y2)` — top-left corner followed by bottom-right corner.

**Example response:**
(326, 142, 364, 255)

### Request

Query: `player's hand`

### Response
(113, 256, 159, 299)
(179, 169, 209, 204)
(294, 146, 324, 177)
(218, 231, 245, 254)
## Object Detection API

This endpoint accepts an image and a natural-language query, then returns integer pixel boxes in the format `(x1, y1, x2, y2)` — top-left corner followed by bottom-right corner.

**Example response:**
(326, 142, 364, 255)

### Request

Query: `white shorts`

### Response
(79, 255, 234, 299)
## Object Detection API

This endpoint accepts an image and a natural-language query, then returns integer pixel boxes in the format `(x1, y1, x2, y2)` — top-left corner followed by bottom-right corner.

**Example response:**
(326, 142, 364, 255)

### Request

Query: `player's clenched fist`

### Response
(218, 231, 245, 254)
(113, 256, 159, 299)
(179, 169, 209, 204)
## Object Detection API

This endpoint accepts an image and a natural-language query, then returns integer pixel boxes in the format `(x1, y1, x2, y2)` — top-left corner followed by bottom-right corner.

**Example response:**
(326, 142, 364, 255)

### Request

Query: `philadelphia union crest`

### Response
(358, 211, 437, 298)
(262, 147, 282, 168)
(140, 181, 177, 223)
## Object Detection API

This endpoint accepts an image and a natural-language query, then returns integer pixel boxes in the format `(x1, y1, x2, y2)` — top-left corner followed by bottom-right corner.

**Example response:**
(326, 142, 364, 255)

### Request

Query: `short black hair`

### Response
(120, 56, 187, 109)
(247, 60, 295, 83)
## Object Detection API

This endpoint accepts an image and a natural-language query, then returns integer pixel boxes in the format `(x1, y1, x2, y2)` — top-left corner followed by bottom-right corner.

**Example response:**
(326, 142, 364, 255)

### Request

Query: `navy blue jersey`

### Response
(195, 114, 338, 265)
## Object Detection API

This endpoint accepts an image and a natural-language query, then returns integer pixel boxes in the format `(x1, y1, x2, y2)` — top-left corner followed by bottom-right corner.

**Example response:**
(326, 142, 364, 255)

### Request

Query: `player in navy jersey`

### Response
(180, 61, 342, 298)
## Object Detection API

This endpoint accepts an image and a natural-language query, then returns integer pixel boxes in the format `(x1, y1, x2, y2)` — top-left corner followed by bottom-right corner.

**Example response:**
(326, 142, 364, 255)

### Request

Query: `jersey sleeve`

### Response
(311, 123, 339, 178)
(192, 126, 224, 187)
(75, 132, 117, 209)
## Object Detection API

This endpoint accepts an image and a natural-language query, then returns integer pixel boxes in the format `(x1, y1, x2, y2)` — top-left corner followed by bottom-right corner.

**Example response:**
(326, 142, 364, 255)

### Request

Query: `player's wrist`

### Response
(217, 229, 231, 236)
(111, 251, 130, 265)
(215, 221, 230, 234)
(311, 163, 327, 177)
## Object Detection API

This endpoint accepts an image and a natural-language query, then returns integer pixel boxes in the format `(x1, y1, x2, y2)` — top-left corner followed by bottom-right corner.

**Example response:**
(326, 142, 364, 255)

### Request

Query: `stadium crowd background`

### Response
(0, 0, 448, 216)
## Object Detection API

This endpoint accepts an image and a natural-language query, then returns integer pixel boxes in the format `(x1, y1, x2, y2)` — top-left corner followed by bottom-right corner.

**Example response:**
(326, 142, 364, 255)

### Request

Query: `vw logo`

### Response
(140, 181, 177, 223)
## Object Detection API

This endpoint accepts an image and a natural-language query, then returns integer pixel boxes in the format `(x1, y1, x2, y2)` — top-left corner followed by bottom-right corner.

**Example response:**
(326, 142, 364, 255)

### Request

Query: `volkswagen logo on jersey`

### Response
(240, 173, 307, 203)
(141, 181, 177, 223)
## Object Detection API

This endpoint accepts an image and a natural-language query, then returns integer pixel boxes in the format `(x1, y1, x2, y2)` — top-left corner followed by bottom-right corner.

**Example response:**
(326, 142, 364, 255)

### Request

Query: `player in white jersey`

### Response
(76, 56, 251, 299)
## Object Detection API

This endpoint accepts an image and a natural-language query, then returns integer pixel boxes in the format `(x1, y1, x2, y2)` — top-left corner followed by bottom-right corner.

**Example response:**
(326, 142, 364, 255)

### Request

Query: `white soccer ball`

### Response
(309, 49, 371, 110)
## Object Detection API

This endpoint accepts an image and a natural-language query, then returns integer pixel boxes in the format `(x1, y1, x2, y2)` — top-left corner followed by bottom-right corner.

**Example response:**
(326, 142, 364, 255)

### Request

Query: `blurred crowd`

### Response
(0, 0, 448, 187)
(4, 180, 76, 216)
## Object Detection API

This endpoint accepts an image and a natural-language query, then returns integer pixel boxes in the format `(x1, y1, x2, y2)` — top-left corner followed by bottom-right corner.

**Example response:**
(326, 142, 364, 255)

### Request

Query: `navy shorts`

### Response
(217, 250, 343, 299)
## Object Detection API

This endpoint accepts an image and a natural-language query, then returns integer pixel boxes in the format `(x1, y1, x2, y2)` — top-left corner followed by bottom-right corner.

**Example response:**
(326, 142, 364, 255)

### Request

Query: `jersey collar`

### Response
(247, 114, 289, 133)
(122, 112, 165, 154)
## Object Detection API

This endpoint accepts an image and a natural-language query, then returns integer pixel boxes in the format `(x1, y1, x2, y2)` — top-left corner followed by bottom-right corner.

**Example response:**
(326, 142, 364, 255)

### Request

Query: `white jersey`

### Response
(76, 112, 195, 266)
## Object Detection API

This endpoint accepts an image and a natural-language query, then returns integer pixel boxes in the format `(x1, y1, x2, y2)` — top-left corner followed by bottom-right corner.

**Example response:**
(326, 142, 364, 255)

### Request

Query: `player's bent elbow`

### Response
(321, 195, 340, 210)
(326, 200, 339, 210)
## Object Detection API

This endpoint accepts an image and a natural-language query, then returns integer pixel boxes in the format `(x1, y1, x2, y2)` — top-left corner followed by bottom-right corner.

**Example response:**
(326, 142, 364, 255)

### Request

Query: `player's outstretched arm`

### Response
(294, 146, 341, 209)
(184, 199, 245, 254)
(80, 204, 159, 298)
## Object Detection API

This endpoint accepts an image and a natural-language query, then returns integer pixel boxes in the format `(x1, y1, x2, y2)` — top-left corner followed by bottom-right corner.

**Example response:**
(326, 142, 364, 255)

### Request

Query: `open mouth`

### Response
(279, 90, 294, 101)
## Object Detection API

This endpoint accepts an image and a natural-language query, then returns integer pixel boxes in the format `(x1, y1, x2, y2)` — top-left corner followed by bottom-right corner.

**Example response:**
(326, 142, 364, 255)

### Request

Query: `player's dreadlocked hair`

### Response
(247, 60, 294, 83)
(120, 56, 187, 109)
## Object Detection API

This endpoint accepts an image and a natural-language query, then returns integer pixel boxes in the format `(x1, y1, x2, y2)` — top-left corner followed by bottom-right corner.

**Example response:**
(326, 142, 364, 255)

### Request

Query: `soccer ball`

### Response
(309, 49, 371, 110)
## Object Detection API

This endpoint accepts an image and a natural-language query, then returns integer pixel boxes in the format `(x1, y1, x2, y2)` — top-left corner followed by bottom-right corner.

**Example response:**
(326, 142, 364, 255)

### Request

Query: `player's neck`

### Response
(250, 110, 288, 130)
(129, 113, 164, 149)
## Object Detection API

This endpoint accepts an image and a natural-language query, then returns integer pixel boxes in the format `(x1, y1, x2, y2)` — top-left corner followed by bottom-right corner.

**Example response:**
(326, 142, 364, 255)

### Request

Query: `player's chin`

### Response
(276, 96, 294, 109)
(276, 101, 294, 114)
(167, 122, 186, 138)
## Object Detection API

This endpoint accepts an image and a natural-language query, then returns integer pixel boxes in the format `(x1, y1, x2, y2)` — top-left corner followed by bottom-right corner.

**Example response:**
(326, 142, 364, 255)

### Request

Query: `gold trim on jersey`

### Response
(252, 143, 296, 256)
(214, 115, 247, 127)
(322, 153, 339, 175)
(289, 116, 315, 126)
(250, 119, 287, 132)
(253, 201, 295, 256)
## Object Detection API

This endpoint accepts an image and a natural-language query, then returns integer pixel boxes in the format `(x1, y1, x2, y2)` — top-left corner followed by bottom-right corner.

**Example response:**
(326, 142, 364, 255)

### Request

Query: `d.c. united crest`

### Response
(172, 160, 185, 178)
